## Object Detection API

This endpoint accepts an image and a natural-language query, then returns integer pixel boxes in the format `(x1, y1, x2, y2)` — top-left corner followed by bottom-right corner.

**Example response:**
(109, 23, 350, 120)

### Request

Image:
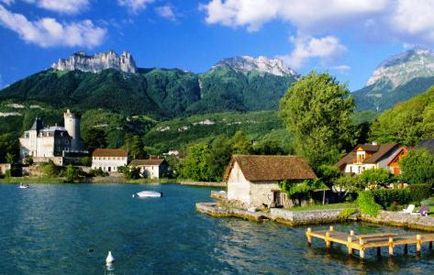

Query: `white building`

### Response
(336, 143, 407, 175)
(91, 149, 128, 173)
(224, 155, 317, 209)
(19, 110, 83, 164)
(129, 159, 169, 179)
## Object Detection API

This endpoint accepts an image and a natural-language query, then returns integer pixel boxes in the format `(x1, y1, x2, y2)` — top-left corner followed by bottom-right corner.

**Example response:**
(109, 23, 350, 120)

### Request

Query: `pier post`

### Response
(306, 228, 312, 247)
(325, 231, 331, 251)
(377, 247, 381, 256)
(429, 241, 433, 250)
(347, 236, 353, 255)
(388, 237, 394, 256)
(416, 234, 422, 256)
(329, 226, 334, 232)
(404, 244, 408, 254)
(359, 238, 365, 259)
(350, 230, 355, 236)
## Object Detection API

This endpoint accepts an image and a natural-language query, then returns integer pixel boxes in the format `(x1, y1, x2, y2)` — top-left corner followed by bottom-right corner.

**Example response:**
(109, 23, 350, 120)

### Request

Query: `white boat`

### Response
(18, 183, 29, 189)
(135, 191, 162, 198)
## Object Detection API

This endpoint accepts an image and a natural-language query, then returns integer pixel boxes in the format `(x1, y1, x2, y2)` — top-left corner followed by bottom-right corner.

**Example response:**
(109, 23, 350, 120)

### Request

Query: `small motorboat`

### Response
(135, 191, 162, 198)
(18, 183, 29, 189)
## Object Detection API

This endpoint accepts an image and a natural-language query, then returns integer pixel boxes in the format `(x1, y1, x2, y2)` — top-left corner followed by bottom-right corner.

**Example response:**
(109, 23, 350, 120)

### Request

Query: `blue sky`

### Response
(0, 0, 433, 91)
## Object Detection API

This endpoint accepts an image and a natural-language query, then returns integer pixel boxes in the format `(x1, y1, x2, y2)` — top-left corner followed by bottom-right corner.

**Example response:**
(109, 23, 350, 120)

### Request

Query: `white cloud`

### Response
(390, 0, 434, 42)
(279, 35, 347, 70)
(0, 5, 106, 48)
(36, 0, 90, 14)
(118, 0, 154, 13)
(155, 5, 176, 21)
(201, 0, 388, 32)
(329, 65, 351, 74)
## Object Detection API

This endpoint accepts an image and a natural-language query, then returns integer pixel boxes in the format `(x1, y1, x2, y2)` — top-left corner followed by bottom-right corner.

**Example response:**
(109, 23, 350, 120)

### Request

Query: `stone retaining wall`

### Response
(361, 211, 434, 232)
(195, 202, 269, 222)
(179, 181, 226, 187)
(270, 208, 347, 226)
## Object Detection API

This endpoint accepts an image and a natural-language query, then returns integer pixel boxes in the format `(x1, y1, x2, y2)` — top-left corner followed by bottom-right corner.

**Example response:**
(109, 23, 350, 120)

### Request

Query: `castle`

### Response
(19, 109, 84, 165)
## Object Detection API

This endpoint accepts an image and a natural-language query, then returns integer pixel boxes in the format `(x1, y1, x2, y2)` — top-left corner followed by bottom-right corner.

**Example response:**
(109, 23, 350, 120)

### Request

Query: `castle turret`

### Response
(64, 109, 82, 151)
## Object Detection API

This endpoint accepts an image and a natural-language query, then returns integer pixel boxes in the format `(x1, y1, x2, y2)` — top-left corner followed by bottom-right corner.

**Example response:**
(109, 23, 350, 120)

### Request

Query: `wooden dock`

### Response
(306, 226, 434, 259)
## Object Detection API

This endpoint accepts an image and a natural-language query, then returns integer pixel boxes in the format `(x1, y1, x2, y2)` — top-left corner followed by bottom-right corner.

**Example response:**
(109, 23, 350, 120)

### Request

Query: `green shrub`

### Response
(421, 197, 434, 206)
(408, 184, 432, 203)
(338, 208, 358, 220)
(371, 188, 411, 208)
(356, 191, 381, 216)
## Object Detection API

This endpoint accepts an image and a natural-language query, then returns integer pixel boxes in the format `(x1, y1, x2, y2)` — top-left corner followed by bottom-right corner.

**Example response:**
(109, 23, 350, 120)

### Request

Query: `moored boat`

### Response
(135, 191, 162, 198)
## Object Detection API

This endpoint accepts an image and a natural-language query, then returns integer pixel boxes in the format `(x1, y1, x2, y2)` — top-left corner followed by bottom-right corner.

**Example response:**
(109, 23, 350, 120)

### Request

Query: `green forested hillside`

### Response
(0, 66, 296, 117)
(370, 87, 434, 145)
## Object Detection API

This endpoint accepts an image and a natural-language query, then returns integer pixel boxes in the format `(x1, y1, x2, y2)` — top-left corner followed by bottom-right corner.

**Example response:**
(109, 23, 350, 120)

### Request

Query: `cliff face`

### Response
(52, 51, 137, 73)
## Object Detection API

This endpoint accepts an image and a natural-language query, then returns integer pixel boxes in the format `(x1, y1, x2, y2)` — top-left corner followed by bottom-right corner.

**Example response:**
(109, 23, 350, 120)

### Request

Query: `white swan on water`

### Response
(106, 251, 115, 265)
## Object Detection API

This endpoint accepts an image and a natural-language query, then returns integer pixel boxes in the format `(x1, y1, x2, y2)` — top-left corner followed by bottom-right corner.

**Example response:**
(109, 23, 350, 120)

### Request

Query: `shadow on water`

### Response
(0, 184, 433, 274)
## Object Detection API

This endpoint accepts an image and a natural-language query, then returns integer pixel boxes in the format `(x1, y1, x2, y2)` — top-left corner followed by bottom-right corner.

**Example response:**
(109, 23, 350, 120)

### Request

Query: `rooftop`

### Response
(224, 155, 316, 182)
(92, 148, 128, 157)
(130, 159, 165, 166)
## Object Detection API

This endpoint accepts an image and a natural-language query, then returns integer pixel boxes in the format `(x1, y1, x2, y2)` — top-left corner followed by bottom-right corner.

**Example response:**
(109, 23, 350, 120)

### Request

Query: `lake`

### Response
(0, 184, 433, 274)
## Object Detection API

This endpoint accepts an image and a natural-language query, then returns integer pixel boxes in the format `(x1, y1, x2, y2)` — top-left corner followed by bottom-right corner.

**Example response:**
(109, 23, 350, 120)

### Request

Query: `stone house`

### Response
(336, 143, 408, 175)
(129, 158, 169, 179)
(224, 155, 317, 209)
(91, 149, 128, 173)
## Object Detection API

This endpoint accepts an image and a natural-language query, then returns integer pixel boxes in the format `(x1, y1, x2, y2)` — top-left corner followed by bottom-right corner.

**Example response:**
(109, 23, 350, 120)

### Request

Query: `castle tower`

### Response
(64, 109, 82, 151)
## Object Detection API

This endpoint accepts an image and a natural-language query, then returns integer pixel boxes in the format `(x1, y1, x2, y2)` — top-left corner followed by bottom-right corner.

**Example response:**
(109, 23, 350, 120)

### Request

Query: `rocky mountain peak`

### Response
(366, 47, 434, 88)
(213, 56, 298, 77)
(52, 50, 137, 73)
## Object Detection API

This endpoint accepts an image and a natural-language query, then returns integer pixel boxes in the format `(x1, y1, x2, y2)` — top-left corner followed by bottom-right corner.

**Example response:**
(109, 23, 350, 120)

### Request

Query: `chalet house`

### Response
(91, 149, 128, 173)
(224, 155, 317, 209)
(336, 143, 408, 175)
(129, 158, 169, 179)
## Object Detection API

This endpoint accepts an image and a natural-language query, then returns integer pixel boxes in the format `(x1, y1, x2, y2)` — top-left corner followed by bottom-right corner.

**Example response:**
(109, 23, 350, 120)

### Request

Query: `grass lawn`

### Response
(288, 202, 357, 211)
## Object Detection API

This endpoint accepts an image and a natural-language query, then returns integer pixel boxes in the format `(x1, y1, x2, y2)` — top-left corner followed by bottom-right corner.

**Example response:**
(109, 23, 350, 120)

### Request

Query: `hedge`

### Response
(357, 191, 381, 216)
(371, 184, 432, 208)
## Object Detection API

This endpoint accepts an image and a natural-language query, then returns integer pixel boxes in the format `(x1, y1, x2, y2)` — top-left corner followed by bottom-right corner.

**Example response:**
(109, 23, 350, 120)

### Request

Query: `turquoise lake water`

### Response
(0, 183, 433, 274)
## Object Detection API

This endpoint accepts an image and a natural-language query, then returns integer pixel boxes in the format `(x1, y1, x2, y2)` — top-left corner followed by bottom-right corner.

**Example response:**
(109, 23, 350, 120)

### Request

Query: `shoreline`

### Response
(0, 176, 227, 187)
(196, 202, 434, 232)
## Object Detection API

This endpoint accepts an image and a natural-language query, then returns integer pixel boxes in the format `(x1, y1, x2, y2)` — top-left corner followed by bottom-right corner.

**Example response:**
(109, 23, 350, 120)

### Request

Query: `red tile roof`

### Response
(92, 149, 128, 157)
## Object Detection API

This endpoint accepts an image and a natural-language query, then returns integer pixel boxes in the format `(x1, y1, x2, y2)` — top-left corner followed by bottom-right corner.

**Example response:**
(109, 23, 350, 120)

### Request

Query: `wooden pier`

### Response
(306, 226, 434, 259)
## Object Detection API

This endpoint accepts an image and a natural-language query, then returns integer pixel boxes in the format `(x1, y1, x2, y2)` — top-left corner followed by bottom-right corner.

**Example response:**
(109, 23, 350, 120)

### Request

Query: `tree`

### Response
(123, 134, 145, 159)
(369, 87, 434, 146)
(230, 131, 252, 154)
(279, 72, 356, 168)
(400, 149, 434, 185)
(178, 143, 212, 181)
(65, 165, 80, 182)
(358, 168, 394, 188)
(83, 128, 107, 152)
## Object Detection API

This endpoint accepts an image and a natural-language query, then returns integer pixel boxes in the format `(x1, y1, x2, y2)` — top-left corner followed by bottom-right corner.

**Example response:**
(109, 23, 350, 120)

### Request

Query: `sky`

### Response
(0, 0, 434, 91)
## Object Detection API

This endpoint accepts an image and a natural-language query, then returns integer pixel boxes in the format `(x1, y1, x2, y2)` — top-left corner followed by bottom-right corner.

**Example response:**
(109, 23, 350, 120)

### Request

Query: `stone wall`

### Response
(361, 210, 434, 232)
(270, 208, 348, 226)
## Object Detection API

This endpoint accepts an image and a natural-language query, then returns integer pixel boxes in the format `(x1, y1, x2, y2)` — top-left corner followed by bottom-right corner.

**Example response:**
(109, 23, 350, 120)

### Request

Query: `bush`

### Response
(356, 191, 381, 216)
(400, 149, 434, 185)
(421, 197, 434, 206)
(371, 188, 411, 208)
(408, 184, 432, 203)
(65, 165, 80, 182)
(89, 168, 108, 177)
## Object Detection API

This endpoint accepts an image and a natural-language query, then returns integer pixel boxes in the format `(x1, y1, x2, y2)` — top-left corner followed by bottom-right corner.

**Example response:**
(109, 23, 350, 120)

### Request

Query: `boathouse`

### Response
(224, 155, 316, 209)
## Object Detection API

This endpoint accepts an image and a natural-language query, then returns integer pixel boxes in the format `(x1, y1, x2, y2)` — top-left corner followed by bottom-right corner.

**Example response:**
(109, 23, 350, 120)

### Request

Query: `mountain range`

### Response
(353, 48, 434, 111)
(0, 52, 297, 117)
(1, 48, 434, 116)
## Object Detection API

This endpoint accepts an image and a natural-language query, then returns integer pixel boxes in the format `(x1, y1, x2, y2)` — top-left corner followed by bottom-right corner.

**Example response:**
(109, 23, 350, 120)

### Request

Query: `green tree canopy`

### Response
(279, 71, 356, 167)
(369, 87, 434, 146)
(400, 149, 434, 185)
